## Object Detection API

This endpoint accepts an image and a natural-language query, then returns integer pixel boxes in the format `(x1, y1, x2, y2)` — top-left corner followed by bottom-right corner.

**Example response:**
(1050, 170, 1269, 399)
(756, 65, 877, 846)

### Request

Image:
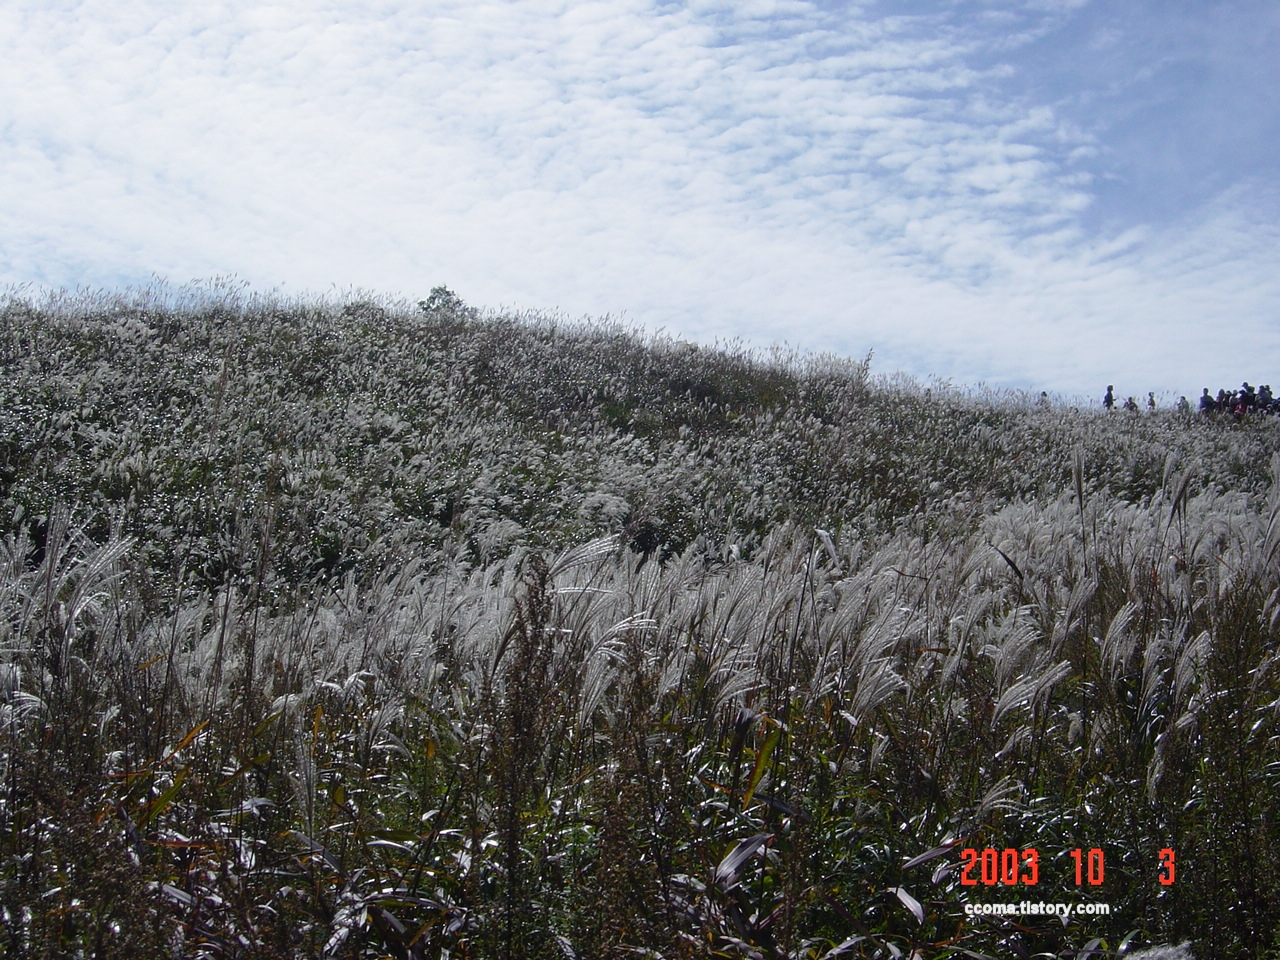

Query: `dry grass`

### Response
(3, 284, 1279, 957)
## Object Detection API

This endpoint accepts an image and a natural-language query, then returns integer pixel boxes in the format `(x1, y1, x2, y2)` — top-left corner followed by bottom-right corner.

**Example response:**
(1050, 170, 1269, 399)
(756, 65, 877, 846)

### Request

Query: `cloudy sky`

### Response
(3, 0, 1277, 398)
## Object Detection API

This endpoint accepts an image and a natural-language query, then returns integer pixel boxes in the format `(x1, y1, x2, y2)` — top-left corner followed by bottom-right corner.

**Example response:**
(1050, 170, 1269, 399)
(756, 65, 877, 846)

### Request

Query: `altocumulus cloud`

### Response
(1, 0, 1277, 396)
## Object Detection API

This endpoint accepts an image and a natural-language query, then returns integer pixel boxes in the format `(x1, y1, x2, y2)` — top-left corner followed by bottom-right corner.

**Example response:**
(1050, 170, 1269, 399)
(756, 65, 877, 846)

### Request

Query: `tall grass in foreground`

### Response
(4, 471, 1280, 957)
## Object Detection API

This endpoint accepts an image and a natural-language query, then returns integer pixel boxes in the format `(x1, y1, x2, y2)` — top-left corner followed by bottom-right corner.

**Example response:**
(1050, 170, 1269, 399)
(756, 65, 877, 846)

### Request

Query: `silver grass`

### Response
(1124, 945, 1194, 960)
(992, 659, 1073, 728)
(548, 533, 620, 577)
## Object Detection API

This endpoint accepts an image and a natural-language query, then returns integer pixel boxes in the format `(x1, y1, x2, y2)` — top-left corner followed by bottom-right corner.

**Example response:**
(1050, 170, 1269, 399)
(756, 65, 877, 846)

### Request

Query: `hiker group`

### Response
(1197, 383, 1277, 417)
(1102, 383, 1276, 418)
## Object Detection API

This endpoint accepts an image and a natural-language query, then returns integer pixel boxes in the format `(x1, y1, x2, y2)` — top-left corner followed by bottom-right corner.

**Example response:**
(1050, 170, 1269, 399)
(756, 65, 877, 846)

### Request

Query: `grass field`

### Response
(3, 283, 1279, 958)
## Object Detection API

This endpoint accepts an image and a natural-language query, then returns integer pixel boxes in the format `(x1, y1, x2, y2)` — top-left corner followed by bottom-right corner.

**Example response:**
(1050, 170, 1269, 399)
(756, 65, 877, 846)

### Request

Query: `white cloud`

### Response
(1, 0, 1277, 397)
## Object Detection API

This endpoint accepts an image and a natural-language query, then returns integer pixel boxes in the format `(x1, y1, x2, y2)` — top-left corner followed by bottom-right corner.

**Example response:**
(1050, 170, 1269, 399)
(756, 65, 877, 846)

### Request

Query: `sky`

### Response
(3, 0, 1278, 399)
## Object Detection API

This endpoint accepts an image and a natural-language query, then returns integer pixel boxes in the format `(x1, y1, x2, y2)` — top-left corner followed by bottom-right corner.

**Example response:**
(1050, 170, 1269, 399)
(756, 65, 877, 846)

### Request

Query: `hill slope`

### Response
(2, 285, 1274, 597)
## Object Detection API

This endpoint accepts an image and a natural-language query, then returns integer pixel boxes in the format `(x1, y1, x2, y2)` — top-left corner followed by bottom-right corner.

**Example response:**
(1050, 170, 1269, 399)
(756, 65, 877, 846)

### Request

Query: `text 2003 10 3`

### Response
(956, 848, 1176, 886)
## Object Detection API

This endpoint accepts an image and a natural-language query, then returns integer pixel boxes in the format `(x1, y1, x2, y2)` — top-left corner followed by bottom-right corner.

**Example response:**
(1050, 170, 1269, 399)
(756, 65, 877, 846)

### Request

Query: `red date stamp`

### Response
(956, 847, 1176, 886)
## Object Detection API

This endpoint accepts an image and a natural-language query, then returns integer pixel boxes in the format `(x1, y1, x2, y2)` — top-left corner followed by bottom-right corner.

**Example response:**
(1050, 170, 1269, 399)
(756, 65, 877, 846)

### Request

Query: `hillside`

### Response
(2, 285, 1279, 959)
(2, 286, 1274, 600)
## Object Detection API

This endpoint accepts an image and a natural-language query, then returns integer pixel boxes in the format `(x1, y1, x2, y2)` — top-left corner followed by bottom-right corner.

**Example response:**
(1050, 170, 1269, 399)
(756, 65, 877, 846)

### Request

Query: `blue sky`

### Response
(3, 0, 1277, 399)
